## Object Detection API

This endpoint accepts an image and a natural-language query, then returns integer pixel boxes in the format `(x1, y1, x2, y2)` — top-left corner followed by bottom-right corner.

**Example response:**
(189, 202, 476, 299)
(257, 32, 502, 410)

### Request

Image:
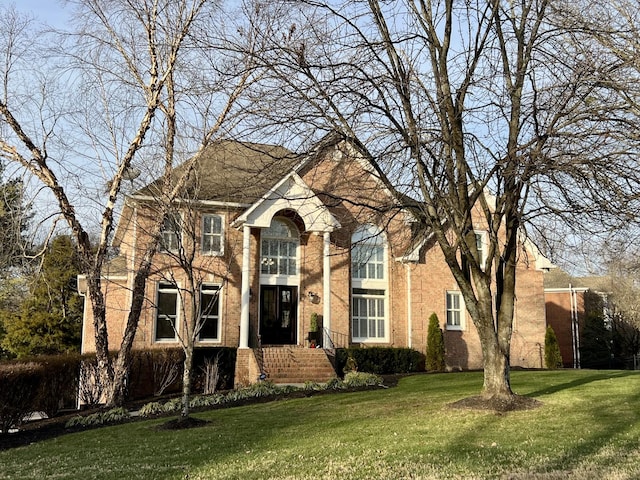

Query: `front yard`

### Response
(1, 370, 639, 479)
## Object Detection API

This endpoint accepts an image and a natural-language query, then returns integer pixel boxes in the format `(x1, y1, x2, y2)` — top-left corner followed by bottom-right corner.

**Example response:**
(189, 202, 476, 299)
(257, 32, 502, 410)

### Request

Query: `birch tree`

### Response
(243, 0, 640, 404)
(0, 1, 254, 405)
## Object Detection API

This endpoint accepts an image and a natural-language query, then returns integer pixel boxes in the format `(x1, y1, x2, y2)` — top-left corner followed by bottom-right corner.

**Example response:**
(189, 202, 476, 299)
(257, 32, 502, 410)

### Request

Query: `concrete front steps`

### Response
(261, 346, 337, 384)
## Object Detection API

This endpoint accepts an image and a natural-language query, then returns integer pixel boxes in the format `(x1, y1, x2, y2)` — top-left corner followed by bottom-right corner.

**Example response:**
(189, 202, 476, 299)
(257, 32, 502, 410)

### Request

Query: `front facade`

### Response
(80, 139, 549, 385)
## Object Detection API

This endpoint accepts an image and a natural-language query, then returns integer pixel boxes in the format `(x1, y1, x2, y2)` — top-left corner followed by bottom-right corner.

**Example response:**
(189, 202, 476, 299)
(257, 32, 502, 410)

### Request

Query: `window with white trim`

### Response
(446, 291, 464, 330)
(202, 214, 224, 255)
(156, 282, 179, 341)
(260, 218, 298, 276)
(351, 224, 388, 342)
(160, 213, 181, 252)
(475, 231, 486, 270)
(198, 284, 221, 341)
(352, 288, 385, 339)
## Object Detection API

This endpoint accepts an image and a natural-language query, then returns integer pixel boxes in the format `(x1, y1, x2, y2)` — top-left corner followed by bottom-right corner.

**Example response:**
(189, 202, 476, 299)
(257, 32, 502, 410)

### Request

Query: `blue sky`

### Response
(8, 0, 71, 28)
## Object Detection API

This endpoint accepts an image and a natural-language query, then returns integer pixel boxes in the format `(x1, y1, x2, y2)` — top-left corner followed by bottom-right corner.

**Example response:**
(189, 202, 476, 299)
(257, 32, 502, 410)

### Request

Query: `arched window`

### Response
(351, 224, 388, 342)
(260, 218, 299, 276)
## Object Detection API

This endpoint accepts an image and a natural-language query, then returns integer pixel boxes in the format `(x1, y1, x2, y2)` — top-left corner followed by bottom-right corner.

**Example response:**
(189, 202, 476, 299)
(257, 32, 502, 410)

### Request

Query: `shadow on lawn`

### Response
(445, 370, 640, 478)
(525, 370, 637, 398)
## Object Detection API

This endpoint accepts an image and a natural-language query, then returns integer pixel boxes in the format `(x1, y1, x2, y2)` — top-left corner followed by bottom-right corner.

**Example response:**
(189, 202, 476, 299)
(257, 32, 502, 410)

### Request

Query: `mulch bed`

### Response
(449, 393, 542, 412)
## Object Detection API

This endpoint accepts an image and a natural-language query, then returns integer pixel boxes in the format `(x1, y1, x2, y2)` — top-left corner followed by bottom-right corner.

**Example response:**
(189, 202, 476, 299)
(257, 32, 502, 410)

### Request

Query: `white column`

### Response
(239, 225, 251, 349)
(322, 231, 331, 347)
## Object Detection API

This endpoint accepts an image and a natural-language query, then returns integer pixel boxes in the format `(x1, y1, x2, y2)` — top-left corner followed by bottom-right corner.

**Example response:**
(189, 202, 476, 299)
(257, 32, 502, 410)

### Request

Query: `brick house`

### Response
(544, 269, 613, 368)
(79, 138, 550, 386)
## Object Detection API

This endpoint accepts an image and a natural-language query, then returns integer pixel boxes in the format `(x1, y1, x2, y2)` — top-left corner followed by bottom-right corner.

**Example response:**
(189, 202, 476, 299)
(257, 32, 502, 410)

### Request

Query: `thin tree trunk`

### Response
(181, 345, 194, 420)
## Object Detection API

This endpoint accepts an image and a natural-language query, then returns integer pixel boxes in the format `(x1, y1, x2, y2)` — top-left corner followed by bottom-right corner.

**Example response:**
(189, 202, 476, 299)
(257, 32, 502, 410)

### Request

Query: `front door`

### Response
(260, 285, 297, 345)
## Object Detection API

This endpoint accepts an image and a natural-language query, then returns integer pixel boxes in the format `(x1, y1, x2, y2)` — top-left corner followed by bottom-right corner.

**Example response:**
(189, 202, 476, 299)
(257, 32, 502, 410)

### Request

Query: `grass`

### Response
(1, 370, 640, 479)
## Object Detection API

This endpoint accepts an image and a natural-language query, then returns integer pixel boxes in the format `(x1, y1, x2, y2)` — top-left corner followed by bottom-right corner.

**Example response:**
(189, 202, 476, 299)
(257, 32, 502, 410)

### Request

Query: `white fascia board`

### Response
(544, 287, 589, 293)
(232, 171, 341, 232)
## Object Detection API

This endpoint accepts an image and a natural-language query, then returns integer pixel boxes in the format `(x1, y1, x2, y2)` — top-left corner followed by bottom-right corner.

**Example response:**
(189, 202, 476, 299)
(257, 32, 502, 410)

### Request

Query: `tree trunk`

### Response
(481, 338, 513, 399)
(86, 273, 114, 397)
(181, 345, 194, 419)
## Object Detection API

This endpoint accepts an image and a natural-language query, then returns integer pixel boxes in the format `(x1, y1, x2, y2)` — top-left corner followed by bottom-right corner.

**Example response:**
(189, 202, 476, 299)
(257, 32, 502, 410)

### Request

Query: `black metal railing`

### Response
(322, 327, 349, 354)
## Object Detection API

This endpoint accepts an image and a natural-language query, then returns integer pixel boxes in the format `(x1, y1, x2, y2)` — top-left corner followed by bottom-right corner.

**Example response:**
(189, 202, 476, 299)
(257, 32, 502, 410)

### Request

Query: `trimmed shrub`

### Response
(127, 347, 237, 401)
(426, 313, 446, 371)
(544, 326, 563, 369)
(335, 347, 425, 376)
(0, 362, 45, 433)
(36, 354, 82, 416)
(128, 348, 183, 400)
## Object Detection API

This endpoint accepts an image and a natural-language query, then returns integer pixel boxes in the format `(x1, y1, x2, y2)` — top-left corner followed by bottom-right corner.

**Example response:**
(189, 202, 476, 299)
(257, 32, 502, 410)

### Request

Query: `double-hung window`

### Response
(202, 214, 224, 255)
(198, 284, 221, 341)
(160, 213, 181, 252)
(351, 224, 388, 342)
(446, 291, 464, 330)
(156, 282, 179, 341)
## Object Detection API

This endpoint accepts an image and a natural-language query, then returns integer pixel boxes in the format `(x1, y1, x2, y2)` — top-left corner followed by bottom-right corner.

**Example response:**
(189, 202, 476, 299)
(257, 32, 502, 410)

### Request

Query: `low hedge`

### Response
(0, 354, 82, 433)
(127, 347, 237, 401)
(335, 347, 425, 376)
(0, 362, 44, 433)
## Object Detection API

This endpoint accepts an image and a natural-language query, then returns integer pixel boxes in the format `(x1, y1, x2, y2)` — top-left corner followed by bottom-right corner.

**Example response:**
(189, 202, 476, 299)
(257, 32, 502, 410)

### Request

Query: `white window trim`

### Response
(351, 288, 388, 343)
(201, 213, 225, 256)
(160, 212, 182, 253)
(474, 230, 487, 270)
(259, 218, 300, 284)
(351, 224, 389, 343)
(154, 281, 180, 342)
(445, 290, 465, 331)
(197, 283, 222, 343)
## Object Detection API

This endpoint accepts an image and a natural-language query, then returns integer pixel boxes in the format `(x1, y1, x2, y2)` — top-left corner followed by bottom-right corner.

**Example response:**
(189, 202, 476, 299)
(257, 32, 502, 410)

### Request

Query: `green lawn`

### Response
(1, 370, 640, 479)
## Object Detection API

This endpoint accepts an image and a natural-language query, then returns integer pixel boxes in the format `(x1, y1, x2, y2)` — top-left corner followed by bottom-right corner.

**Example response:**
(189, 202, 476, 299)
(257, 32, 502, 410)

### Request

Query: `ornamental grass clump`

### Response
(65, 407, 129, 429)
(342, 371, 383, 387)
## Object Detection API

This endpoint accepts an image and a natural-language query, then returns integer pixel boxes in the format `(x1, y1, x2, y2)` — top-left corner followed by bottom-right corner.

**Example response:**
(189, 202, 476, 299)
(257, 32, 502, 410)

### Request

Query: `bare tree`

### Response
(0, 1, 255, 405)
(143, 184, 236, 421)
(241, 0, 640, 403)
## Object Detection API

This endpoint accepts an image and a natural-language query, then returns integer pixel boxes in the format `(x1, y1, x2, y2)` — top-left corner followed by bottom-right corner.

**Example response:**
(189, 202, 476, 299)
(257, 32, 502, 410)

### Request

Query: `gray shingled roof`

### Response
(138, 140, 299, 204)
(543, 268, 612, 292)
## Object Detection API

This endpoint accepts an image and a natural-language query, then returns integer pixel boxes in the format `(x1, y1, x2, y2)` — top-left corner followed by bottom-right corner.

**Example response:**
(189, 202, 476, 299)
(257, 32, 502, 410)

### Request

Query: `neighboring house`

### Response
(79, 138, 550, 386)
(544, 269, 611, 368)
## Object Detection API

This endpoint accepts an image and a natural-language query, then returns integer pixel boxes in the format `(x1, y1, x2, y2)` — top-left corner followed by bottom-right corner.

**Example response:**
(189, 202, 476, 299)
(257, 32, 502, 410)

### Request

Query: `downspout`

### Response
(130, 204, 138, 337)
(569, 284, 580, 369)
(575, 286, 581, 368)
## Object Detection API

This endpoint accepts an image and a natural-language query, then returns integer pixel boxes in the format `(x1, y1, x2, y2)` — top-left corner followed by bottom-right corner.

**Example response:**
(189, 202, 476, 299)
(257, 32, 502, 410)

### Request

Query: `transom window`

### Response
(260, 218, 299, 276)
(198, 284, 221, 341)
(156, 282, 179, 341)
(446, 291, 464, 330)
(202, 214, 224, 255)
(352, 225, 385, 280)
(351, 224, 388, 342)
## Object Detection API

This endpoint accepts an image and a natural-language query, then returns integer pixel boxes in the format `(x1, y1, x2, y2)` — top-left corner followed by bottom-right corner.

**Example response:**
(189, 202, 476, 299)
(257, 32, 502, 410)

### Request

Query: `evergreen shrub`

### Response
(544, 325, 563, 369)
(426, 313, 446, 371)
(335, 347, 424, 375)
